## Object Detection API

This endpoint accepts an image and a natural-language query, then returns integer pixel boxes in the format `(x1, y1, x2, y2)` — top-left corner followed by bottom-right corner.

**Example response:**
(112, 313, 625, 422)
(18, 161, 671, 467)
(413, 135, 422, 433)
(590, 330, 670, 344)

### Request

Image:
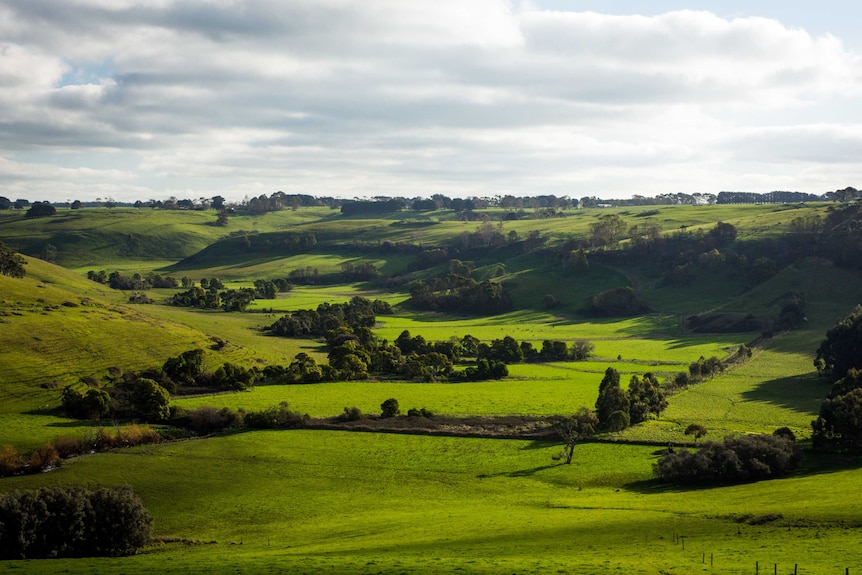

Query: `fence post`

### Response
(756, 561, 759, 575)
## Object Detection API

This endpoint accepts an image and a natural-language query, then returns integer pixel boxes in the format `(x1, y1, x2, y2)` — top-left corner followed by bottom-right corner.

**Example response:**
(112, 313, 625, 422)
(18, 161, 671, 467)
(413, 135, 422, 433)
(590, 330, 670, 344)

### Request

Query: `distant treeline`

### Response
(3, 186, 858, 215)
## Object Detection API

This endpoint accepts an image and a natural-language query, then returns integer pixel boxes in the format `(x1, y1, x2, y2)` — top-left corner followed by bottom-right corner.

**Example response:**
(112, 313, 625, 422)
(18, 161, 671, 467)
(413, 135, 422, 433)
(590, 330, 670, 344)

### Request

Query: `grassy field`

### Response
(1, 431, 861, 574)
(1, 203, 861, 574)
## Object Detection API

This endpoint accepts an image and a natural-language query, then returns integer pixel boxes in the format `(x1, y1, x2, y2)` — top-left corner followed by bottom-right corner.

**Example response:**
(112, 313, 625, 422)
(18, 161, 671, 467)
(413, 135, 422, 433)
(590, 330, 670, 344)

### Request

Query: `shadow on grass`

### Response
(477, 462, 564, 479)
(740, 372, 830, 416)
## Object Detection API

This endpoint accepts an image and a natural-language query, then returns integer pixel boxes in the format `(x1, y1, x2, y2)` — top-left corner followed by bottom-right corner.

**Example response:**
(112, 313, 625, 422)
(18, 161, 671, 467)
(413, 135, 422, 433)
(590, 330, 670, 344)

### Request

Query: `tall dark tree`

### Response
(595, 369, 630, 432)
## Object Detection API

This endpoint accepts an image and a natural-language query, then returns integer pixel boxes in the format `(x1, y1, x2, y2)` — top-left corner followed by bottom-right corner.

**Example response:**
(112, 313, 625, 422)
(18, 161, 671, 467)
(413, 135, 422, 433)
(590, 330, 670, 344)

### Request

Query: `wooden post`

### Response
(774, 564, 777, 575)
(756, 561, 759, 575)
(702, 553, 705, 564)
(710, 553, 713, 566)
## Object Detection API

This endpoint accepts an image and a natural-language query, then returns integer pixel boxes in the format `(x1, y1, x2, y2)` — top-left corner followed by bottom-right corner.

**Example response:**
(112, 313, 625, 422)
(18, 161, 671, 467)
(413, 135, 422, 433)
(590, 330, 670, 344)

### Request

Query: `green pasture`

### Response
(1, 431, 860, 574)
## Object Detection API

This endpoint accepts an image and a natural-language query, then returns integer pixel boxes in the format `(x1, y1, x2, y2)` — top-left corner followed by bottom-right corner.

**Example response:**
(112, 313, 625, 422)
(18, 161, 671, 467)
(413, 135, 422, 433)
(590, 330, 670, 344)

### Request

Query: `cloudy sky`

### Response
(1, 0, 861, 203)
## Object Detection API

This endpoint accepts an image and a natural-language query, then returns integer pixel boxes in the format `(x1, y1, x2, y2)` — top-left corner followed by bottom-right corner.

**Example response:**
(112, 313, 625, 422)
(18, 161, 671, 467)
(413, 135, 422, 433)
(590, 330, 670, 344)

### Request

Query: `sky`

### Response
(1, 1, 861, 203)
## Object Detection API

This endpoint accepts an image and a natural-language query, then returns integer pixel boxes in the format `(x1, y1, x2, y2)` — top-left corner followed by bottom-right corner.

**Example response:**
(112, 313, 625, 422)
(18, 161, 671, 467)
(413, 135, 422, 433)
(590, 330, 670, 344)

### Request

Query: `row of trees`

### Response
(87, 270, 180, 290)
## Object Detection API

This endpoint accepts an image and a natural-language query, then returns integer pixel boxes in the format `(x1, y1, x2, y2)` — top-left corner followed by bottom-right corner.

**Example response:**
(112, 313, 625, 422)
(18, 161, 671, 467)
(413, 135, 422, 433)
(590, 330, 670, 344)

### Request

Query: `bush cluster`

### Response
(0, 486, 152, 559)
(654, 432, 803, 485)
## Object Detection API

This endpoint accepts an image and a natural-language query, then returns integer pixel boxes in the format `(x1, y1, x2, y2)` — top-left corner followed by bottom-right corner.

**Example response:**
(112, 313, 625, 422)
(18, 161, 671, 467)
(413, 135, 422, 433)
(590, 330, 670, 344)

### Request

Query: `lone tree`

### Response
(684, 423, 708, 443)
(553, 407, 599, 464)
(0, 240, 26, 278)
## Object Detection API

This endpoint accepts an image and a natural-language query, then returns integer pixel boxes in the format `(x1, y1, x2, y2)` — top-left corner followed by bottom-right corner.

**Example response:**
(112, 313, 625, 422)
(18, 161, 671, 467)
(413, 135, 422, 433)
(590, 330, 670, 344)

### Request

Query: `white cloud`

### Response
(0, 1, 860, 201)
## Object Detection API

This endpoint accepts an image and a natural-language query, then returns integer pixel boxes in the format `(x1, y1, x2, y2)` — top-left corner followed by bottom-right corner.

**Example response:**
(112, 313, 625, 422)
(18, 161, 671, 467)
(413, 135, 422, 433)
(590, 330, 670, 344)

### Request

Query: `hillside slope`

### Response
(0, 257, 213, 414)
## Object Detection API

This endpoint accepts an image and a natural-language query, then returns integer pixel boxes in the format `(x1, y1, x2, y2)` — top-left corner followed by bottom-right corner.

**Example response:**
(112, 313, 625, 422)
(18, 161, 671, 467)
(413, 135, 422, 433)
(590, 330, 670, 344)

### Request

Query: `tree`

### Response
(627, 373, 667, 424)
(553, 407, 598, 464)
(380, 398, 400, 418)
(62, 386, 111, 420)
(589, 213, 627, 248)
(162, 349, 205, 386)
(129, 379, 170, 421)
(0, 240, 26, 278)
(215, 208, 229, 226)
(596, 385, 630, 432)
(815, 305, 862, 380)
(571, 340, 595, 361)
(684, 423, 708, 443)
(597, 367, 620, 396)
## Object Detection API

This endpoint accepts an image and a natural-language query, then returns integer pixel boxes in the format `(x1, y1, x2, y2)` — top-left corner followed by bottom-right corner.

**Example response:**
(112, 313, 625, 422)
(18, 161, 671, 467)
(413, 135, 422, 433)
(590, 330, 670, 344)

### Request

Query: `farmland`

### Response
(1, 200, 861, 574)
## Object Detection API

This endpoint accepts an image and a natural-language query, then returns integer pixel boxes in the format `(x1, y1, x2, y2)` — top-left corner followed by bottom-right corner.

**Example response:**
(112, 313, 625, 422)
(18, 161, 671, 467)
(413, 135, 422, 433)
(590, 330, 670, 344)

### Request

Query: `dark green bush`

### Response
(654, 433, 803, 485)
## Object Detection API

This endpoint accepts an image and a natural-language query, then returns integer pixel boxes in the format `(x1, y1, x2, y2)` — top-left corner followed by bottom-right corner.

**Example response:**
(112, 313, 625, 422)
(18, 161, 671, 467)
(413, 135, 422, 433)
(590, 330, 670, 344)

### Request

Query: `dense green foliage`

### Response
(0, 240, 26, 278)
(0, 486, 152, 559)
(815, 305, 862, 380)
(654, 432, 804, 485)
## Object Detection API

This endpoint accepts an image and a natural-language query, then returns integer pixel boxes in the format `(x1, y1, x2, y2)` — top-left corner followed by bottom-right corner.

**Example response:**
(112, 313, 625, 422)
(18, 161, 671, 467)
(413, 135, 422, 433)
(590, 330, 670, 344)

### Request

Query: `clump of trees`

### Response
(269, 297, 392, 338)
(594, 368, 668, 432)
(654, 431, 804, 485)
(408, 275, 511, 315)
(0, 486, 153, 559)
(61, 349, 258, 423)
(24, 202, 56, 218)
(0, 240, 26, 278)
(585, 287, 649, 317)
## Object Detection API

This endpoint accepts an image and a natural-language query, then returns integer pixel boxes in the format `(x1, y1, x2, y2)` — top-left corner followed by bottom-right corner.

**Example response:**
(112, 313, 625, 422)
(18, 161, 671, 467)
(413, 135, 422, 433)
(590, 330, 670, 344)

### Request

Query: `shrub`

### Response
(185, 406, 242, 434)
(28, 445, 60, 471)
(51, 435, 90, 459)
(244, 402, 306, 429)
(380, 398, 400, 418)
(337, 407, 364, 422)
(0, 445, 23, 477)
